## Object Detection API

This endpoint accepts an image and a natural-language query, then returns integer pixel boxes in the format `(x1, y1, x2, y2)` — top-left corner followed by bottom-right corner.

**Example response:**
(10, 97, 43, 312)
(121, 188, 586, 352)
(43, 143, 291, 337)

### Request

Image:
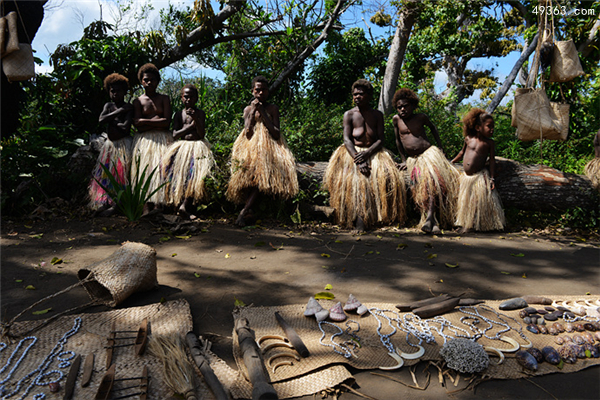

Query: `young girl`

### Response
(131, 63, 173, 214)
(226, 76, 298, 226)
(451, 109, 505, 232)
(162, 84, 215, 218)
(89, 73, 133, 215)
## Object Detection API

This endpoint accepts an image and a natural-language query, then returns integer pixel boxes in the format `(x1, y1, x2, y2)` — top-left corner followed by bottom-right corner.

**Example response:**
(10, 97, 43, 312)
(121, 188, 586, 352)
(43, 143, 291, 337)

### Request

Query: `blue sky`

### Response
(32, 0, 523, 103)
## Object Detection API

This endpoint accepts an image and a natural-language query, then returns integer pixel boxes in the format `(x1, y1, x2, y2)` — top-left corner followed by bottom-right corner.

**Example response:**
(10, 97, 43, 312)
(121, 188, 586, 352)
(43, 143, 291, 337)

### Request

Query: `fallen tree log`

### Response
(296, 157, 598, 212)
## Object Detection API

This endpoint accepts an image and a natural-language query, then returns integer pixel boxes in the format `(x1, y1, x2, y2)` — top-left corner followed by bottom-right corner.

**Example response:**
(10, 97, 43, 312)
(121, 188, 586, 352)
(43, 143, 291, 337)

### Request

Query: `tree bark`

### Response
(296, 158, 598, 212)
(377, 1, 418, 116)
(487, 33, 539, 114)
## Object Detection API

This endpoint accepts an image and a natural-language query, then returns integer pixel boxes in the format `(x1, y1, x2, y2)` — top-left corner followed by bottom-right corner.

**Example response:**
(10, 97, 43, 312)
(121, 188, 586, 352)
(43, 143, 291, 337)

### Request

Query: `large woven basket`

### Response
(549, 40, 584, 82)
(77, 241, 158, 307)
(2, 43, 34, 82)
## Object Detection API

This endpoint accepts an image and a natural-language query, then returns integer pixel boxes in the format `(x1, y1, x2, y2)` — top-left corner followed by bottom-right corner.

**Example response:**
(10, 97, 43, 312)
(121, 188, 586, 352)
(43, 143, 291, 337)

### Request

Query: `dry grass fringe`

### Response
(131, 130, 174, 204)
(162, 139, 215, 205)
(324, 145, 406, 228)
(226, 121, 299, 204)
(406, 145, 459, 228)
(148, 333, 197, 400)
(584, 158, 600, 190)
(455, 170, 505, 231)
(88, 137, 132, 209)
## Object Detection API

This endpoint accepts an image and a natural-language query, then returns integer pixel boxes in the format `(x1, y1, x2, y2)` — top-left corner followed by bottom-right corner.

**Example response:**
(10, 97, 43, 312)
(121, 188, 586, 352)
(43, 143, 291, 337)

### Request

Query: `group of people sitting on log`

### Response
(89, 65, 600, 233)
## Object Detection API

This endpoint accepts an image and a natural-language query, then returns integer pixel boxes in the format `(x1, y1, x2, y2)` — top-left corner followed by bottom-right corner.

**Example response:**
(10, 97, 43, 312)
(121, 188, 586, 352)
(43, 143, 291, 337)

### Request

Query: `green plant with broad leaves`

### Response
(95, 156, 166, 221)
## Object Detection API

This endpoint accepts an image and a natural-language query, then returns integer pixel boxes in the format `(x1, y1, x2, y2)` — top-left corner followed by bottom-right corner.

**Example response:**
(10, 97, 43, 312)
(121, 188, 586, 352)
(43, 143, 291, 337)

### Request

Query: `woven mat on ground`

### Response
(1, 299, 240, 400)
(232, 295, 600, 393)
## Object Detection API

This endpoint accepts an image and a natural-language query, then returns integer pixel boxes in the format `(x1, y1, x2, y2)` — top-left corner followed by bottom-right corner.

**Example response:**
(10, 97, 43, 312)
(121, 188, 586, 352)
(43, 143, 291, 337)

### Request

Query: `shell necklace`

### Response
(318, 320, 361, 359)
(1, 317, 81, 400)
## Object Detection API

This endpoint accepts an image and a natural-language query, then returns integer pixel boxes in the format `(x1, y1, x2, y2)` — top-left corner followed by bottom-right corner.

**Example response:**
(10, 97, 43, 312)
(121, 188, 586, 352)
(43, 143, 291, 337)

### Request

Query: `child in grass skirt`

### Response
(226, 76, 298, 226)
(162, 84, 215, 218)
(451, 108, 505, 232)
(324, 79, 406, 231)
(89, 73, 133, 215)
(132, 63, 173, 213)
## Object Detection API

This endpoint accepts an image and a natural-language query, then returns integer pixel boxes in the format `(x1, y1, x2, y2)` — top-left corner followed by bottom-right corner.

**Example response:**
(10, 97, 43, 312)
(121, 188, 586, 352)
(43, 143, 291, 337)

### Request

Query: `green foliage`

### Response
(309, 28, 387, 105)
(95, 156, 166, 221)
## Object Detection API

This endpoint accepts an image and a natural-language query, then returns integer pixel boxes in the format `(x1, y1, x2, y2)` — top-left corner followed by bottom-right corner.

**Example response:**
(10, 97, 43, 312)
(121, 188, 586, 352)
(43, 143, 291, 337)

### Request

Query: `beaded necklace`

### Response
(1, 317, 81, 400)
(458, 305, 529, 343)
(318, 320, 361, 359)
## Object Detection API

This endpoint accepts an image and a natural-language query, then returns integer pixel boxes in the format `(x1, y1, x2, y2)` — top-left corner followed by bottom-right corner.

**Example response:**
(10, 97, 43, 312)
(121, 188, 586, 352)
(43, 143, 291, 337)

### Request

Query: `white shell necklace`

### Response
(1, 317, 81, 400)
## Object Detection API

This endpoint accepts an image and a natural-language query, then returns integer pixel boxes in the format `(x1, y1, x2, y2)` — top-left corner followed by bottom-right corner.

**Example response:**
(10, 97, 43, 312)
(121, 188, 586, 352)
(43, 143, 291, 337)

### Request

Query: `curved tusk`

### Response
(584, 300, 596, 308)
(271, 360, 293, 374)
(379, 351, 404, 370)
(551, 300, 561, 309)
(267, 353, 300, 368)
(398, 345, 425, 360)
(261, 341, 295, 353)
(495, 336, 520, 353)
(484, 346, 505, 365)
(520, 336, 533, 349)
(257, 335, 288, 347)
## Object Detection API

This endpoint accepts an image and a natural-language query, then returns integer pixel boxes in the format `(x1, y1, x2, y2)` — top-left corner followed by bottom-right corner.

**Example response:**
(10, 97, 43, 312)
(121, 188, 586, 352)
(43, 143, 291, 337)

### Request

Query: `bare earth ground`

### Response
(1, 212, 599, 399)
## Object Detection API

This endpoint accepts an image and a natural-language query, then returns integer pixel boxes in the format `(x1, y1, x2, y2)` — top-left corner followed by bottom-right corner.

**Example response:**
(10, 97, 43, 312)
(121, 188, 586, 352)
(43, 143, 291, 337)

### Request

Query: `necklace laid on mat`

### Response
(1, 317, 81, 400)
(318, 320, 361, 359)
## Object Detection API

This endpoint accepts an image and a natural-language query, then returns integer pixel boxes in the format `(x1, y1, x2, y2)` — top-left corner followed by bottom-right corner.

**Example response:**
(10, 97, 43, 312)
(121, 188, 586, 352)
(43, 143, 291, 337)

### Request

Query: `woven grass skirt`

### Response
(131, 130, 173, 205)
(584, 158, 600, 191)
(406, 145, 459, 228)
(77, 242, 158, 307)
(226, 121, 298, 204)
(455, 170, 505, 231)
(88, 136, 132, 210)
(162, 139, 215, 205)
(323, 145, 406, 228)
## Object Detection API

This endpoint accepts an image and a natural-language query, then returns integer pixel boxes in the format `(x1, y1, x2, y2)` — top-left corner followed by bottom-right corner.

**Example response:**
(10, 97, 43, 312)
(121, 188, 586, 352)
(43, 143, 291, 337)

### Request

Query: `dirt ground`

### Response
(1, 212, 599, 399)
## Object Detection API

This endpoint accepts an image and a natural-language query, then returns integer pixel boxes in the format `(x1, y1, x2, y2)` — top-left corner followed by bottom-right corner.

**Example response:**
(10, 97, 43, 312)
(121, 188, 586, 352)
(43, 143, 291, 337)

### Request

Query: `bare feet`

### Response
(354, 216, 366, 233)
(235, 213, 246, 227)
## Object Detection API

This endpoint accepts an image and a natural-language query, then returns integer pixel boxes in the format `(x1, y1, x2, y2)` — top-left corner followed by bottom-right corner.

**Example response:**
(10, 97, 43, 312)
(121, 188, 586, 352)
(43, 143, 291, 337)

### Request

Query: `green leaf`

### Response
(321, 265, 329, 269)
(15, 279, 23, 283)
(397, 243, 407, 250)
(159, 236, 171, 242)
(175, 235, 192, 239)
(324, 284, 333, 290)
(25, 285, 36, 290)
(511, 253, 525, 257)
(32, 308, 52, 315)
(321, 253, 331, 258)
(171, 253, 177, 257)
(501, 271, 511, 275)
(50, 257, 63, 265)
(194, 272, 201, 278)
(234, 297, 246, 307)
(427, 253, 438, 259)
(445, 263, 459, 268)
(314, 291, 335, 300)
(30, 233, 43, 239)
(335, 240, 343, 244)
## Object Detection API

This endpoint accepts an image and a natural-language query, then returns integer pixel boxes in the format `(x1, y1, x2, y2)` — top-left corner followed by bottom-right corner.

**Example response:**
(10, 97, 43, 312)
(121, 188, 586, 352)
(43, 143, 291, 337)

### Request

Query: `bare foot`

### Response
(178, 206, 190, 220)
(354, 216, 366, 233)
(235, 214, 246, 227)
(421, 219, 433, 233)
(98, 206, 116, 218)
(431, 224, 441, 235)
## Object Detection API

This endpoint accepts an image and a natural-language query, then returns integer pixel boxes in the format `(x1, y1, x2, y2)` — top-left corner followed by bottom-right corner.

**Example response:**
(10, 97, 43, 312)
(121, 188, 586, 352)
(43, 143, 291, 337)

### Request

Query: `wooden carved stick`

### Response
(185, 332, 229, 400)
(274, 312, 309, 358)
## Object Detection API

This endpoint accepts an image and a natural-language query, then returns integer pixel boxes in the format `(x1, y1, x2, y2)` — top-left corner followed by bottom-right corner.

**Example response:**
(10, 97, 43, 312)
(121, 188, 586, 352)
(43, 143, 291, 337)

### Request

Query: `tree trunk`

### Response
(487, 33, 539, 114)
(296, 158, 598, 212)
(377, 1, 418, 116)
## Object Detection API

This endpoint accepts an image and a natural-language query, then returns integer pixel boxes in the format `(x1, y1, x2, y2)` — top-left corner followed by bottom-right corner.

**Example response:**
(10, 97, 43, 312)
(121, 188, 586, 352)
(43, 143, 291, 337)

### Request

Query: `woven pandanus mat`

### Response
(0, 299, 237, 400)
(232, 295, 600, 387)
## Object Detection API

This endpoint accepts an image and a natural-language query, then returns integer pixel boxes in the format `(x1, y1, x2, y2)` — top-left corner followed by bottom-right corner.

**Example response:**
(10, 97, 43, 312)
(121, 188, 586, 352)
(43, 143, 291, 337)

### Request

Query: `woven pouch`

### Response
(549, 40, 584, 82)
(512, 88, 568, 141)
(2, 43, 34, 82)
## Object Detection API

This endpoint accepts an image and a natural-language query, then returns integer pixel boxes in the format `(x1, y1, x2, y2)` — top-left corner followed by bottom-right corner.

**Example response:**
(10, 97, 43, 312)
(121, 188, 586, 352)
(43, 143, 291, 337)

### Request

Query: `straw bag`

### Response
(78, 241, 159, 307)
(549, 40, 584, 82)
(2, 42, 34, 82)
(512, 88, 569, 141)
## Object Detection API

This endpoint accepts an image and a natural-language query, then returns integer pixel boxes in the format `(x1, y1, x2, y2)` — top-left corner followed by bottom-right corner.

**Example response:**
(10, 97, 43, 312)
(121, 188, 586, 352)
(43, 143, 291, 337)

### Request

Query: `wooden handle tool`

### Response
(185, 332, 229, 400)
(274, 312, 309, 358)
(63, 354, 81, 400)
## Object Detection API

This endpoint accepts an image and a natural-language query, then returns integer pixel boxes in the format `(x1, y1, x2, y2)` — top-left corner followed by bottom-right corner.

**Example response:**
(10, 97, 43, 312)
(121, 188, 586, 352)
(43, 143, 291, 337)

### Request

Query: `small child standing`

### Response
(392, 88, 459, 234)
(226, 76, 299, 227)
(132, 63, 173, 214)
(162, 84, 215, 218)
(89, 73, 133, 215)
(451, 108, 505, 232)
(584, 129, 600, 191)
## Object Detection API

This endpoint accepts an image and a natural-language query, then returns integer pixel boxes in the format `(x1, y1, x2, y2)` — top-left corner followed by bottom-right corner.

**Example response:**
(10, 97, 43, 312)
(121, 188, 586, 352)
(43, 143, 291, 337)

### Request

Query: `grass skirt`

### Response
(131, 130, 173, 205)
(226, 121, 299, 204)
(162, 139, 215, 205)
(88, 136, 132, 210)
(455, 170, 505, 231)
(323, 145, 406, 228)
(584, 158, 600, 191)
(406, 146, 459, 228)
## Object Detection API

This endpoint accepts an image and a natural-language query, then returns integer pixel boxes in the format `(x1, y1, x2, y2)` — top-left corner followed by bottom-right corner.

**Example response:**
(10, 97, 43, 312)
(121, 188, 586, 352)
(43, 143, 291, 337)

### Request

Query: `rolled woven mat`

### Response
(232, 295, 600, 386)
(0, 299, 237, 400)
